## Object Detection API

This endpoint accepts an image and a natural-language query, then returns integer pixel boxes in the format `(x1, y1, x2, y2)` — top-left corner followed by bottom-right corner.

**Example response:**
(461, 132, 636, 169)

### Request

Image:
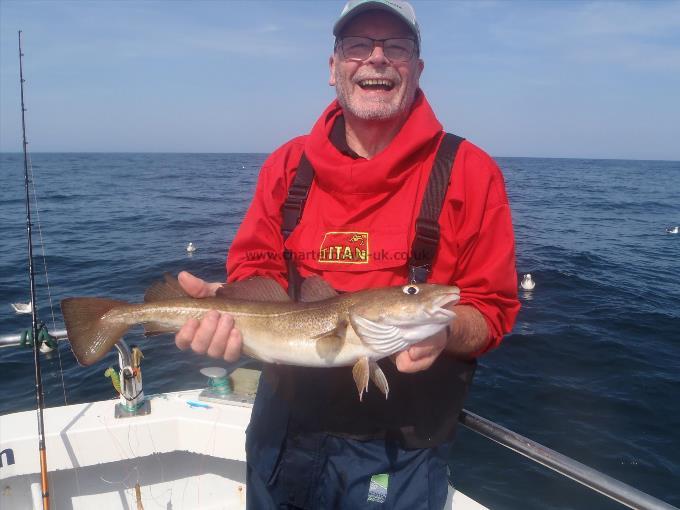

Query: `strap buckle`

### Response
(409, 264, 431, 284)
(281, 184, 311, 239)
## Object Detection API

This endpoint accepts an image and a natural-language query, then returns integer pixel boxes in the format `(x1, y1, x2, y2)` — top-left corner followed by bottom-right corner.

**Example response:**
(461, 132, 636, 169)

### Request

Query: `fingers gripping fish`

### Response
(60, 275, 459, 400)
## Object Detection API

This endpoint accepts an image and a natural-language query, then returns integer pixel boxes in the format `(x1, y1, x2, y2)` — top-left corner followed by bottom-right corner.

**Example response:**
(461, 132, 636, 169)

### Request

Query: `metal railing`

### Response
(459, 410, 678, 510)
(0, 329, 68, 348)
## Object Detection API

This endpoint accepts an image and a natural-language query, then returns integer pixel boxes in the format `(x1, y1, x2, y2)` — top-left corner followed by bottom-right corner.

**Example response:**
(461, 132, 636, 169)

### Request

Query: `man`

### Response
(176, 1, 519, 508)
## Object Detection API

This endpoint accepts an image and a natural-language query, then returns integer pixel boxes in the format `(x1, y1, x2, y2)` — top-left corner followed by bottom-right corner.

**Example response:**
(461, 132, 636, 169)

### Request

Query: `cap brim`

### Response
(333, 2, 419, 43)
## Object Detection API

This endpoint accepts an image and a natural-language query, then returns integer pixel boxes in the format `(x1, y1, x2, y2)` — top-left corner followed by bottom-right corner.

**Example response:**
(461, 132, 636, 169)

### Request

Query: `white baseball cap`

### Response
(333, 0, 421, 47)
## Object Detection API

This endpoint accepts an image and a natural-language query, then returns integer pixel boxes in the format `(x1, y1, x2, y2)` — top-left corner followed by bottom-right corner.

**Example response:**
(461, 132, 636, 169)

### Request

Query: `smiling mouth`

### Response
(357, 79, 395, 91)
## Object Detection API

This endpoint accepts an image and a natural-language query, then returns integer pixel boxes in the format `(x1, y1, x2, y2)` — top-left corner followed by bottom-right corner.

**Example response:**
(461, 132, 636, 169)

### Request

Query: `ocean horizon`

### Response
(3, 151, 679, 163)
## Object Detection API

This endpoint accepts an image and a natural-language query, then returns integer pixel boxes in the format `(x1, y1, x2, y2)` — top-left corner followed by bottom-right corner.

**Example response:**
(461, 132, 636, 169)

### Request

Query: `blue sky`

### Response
(1, 0, 678, 160)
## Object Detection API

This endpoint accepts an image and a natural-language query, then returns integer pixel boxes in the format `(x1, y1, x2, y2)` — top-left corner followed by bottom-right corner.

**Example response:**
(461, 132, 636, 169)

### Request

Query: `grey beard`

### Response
(338, 96, 401, 120)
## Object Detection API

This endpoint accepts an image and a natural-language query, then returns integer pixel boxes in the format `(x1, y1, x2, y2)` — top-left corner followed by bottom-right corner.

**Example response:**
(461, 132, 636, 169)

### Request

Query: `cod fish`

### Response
(60, 275, 459, 400)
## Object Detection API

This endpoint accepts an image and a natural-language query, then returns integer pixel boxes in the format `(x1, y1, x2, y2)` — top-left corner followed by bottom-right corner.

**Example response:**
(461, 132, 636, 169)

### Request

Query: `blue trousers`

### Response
(245, 372, 452, 510)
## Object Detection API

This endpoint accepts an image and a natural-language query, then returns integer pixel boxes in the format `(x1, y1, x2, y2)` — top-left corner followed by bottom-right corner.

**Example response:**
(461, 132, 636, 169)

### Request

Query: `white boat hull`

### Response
(0, 369, 487, 509)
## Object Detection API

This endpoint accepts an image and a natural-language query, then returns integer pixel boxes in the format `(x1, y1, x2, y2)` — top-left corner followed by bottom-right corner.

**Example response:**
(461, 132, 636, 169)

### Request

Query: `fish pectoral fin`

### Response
(369, 361, 389, 399)
(352, 357, 370, 401)
(349, 313, 409, 355)
(313, 321, 346, 362)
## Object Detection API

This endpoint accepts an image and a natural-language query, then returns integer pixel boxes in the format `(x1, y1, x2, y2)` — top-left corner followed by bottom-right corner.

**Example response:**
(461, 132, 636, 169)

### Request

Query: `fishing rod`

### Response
(18, 30, 51, 510)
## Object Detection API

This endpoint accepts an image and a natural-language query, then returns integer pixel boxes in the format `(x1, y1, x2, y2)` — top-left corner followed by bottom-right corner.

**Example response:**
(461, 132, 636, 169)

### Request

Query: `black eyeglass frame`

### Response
(334, 36, 420, 62)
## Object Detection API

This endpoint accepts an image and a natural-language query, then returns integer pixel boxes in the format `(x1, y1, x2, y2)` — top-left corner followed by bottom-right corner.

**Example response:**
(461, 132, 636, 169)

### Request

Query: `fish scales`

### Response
(103, 297, 365, 366)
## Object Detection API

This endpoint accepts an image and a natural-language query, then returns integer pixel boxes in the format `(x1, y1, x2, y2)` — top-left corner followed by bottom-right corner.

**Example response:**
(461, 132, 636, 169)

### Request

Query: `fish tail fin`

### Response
(60, 297, 131, 366)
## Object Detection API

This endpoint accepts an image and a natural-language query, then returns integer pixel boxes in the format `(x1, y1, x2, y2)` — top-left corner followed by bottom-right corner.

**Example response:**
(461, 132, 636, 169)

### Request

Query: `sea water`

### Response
(0, 153, 678, 509)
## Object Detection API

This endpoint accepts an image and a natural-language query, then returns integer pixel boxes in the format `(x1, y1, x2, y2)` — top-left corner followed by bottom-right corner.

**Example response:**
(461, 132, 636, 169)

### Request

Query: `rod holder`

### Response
(113, 339, 150, 418)
(198, 366, 233, 404)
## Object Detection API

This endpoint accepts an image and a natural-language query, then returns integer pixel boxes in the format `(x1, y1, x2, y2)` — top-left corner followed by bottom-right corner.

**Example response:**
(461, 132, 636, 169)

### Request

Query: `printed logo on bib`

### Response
(319, 232, 369, 264)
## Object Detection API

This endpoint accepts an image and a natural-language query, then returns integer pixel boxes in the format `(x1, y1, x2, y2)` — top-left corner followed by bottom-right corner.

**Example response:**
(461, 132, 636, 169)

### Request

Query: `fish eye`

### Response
(402, 285, 420, 295)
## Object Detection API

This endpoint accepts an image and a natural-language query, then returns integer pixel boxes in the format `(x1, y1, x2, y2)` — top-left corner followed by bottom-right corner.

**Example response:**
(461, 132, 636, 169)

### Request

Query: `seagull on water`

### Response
(11, 302, 32, 314)
(520, 274, 536, 290)
(666, 226, 679, 234)
(186, 242, 197, 253)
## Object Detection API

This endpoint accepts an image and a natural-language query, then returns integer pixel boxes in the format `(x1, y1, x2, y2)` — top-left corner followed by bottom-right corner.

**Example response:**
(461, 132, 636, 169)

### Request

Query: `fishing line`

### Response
(143, 419, 174, 508)
(26, 151, 70, 408)
(188, 405, 223, 507)
(97, 417, 149, 508)
(99, 414, 135, 465)
(178, 405, 222, 509)
(20, 76, 74, 508)
(99, 411, 156, 491)
(98, 465, 138, 486)
(98, 467, 153, 510)
(97, 390, 168, 507)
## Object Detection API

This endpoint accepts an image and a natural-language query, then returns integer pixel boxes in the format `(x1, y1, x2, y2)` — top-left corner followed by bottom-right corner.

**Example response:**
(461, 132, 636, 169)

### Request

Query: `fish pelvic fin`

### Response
(351, 358, 388, 401)
(61, 297, 130, 366)
(369, 361, 389, 399)
(352, 357, 370, 401)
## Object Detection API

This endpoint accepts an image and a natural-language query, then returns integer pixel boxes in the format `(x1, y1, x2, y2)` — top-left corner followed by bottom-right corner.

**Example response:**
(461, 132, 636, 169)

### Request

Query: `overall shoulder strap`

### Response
(408, 133, 465, 283)
(281, 153, 314, 240)
(281, 153, 314, 300)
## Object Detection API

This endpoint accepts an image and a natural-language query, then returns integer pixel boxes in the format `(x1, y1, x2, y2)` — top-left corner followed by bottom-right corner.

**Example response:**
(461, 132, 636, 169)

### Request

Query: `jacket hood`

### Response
(304, 91, 443, 194)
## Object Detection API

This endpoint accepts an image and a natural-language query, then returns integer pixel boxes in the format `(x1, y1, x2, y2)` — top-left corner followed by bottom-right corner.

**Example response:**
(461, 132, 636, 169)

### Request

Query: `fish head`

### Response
(348, 284, 460, 355)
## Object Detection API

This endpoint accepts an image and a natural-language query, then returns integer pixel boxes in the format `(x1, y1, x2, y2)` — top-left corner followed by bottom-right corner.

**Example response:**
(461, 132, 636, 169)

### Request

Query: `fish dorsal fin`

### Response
(144, 273, 190, 303)
(300, 276, 338, 302)
(216, 277, 290, 302)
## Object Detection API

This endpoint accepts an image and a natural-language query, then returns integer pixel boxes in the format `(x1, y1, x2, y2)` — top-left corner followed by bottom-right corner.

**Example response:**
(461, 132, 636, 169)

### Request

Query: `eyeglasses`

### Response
(336, 36, 418, 63)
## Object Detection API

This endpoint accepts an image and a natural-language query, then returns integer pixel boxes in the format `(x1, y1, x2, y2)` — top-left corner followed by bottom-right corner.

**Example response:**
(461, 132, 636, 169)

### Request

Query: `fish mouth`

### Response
(425, 293, 459, 323)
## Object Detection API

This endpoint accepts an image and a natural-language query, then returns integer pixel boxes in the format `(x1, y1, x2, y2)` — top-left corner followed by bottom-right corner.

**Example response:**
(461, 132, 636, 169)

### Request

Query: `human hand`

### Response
(174, 271, 243, 362)
(393, 328, 449, 373)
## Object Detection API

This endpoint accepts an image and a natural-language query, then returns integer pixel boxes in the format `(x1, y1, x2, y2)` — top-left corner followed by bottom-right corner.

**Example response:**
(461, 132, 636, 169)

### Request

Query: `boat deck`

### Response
(0, 368, 487, 509)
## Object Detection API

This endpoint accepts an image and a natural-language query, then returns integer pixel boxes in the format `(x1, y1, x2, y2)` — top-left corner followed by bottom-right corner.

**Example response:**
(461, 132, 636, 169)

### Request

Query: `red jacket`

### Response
(227, 92, 519, 354)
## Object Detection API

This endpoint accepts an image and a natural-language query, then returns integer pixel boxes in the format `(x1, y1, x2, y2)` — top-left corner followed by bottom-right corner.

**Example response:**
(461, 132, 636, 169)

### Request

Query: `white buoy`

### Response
(11, 302, 32, 314)
(40, 342, 55, 354)
(520, 274, 536, 290)
(666, 226, 679, 234)
(186, 242, 197, 253)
